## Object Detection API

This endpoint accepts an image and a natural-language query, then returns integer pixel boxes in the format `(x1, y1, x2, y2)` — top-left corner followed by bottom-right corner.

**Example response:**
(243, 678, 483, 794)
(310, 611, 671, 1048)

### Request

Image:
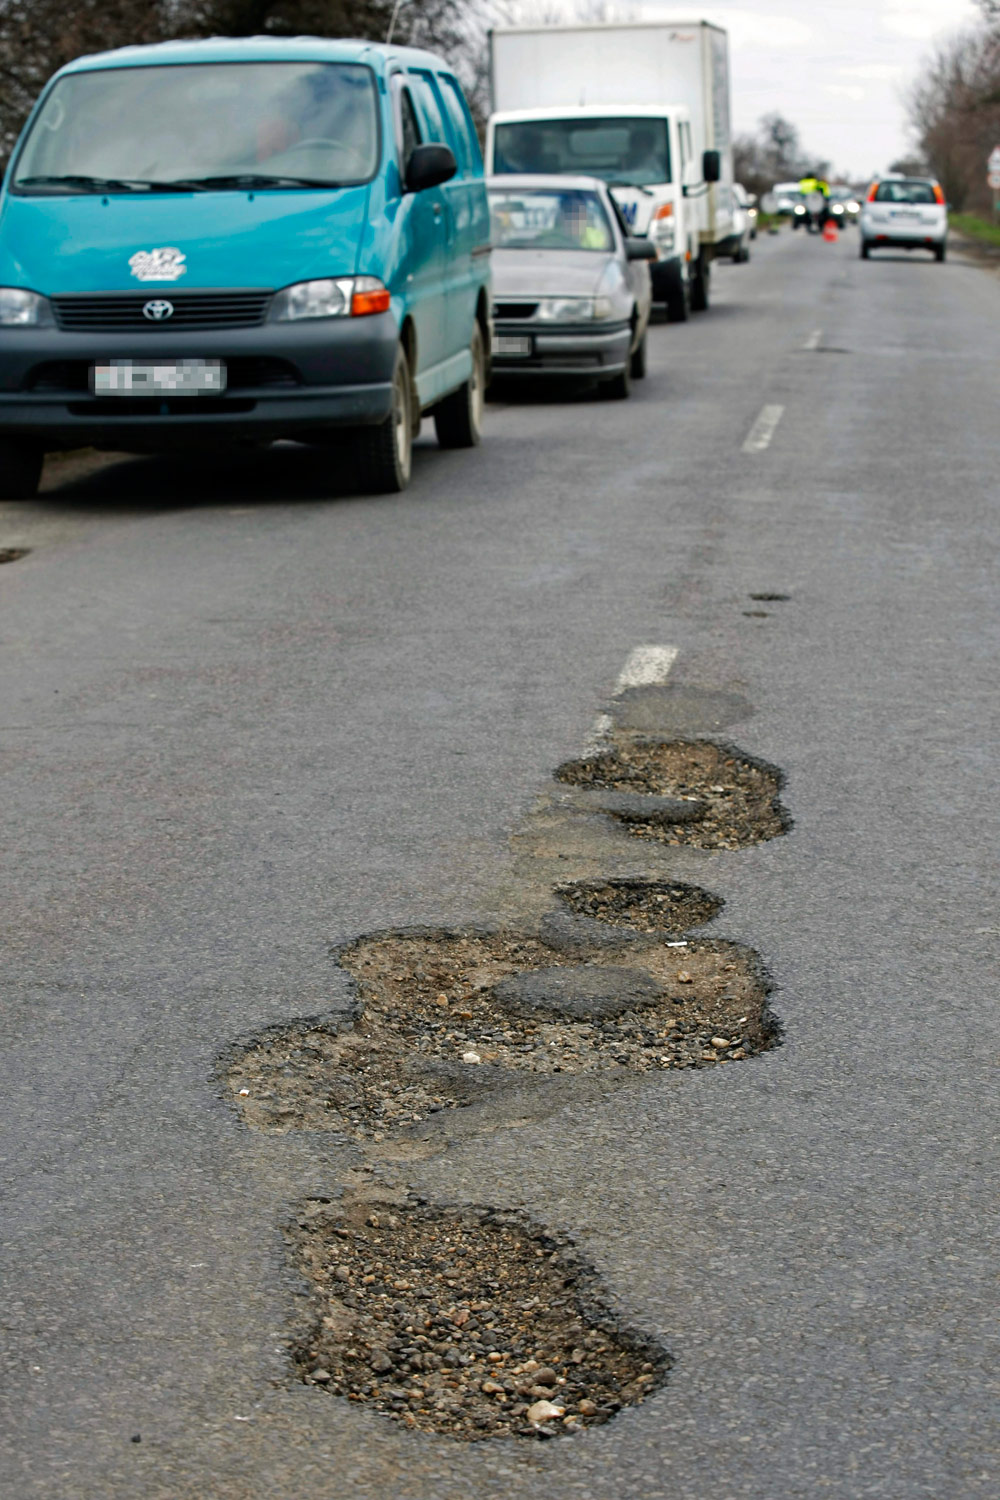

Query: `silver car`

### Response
(487, 174, 654, 398)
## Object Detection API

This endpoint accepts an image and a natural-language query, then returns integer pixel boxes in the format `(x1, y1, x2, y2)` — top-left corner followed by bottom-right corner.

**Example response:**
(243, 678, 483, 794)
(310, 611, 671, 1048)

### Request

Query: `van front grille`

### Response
(52, 291, 273, 331)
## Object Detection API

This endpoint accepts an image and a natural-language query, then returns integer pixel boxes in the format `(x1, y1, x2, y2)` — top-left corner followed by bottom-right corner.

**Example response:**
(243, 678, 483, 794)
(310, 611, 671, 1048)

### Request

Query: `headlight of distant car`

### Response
(793, 204, 806, 215)
(0, 287, 54, 326)
(847, 200, 860, 213)
(535, 296, 613, 322)
(831, 203, 844, 214)
(270, 276, 391, 321)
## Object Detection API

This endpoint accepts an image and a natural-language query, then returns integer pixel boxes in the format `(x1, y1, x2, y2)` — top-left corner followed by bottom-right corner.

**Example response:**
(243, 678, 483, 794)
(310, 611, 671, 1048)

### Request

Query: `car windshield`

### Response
(489, 188, 615, 252)
(12, 61, 379, 192)
(493, 118, 670, 187)
(874, 180, 936, 204)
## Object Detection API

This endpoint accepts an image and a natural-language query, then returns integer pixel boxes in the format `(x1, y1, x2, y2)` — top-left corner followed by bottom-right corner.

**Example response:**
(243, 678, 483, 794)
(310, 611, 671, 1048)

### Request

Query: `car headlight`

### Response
(847, 200, 860, 212)
(832, 204, 844, 214)
(270, 276, 390, 321)
(535, 296, 613, 322)
(793, 204, 806, 215)
(0, 287, 53, 327)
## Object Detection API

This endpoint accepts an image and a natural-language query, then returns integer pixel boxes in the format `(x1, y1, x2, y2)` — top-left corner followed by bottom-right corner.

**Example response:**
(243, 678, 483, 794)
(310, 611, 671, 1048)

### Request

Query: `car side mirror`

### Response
(625, 237, 658, 260)
(702, 149, 721, 183)
(405, 143, 457, 193)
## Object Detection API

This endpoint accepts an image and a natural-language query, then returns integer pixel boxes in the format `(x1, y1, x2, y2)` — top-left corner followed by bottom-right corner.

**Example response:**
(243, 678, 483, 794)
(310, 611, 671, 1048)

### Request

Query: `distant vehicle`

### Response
(828, 185, 860, 226)
(487, 20, 734, 322)
(730, 183, 755, 258)
(772, 182, 804, 219)
(487, 174, 653, 399)
(859, 176, 947, 261)
(0, 37, 492, 497)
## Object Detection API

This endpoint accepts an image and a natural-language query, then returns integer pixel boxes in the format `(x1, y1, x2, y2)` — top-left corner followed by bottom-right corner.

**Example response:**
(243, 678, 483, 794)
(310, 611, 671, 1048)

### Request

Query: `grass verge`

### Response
(949, 213, 1000, 249)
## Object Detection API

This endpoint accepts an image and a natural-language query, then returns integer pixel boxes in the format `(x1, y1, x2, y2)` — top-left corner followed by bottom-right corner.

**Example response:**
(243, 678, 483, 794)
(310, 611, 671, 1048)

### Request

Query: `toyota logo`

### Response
(143, 299, 174, 321)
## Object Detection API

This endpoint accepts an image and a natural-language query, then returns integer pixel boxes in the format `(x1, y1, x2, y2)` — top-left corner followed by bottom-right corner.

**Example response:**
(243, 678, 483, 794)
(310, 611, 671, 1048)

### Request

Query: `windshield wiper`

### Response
(16, 174, 209, 193)
(180, 173, 344, 191)
(608, 179, 655, 196)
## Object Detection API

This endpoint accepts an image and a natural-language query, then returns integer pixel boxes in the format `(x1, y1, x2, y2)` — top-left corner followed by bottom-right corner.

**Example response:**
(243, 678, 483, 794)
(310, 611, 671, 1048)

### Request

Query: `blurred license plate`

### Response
(92, 360, 226, 395)
(493, 334, 532, 357)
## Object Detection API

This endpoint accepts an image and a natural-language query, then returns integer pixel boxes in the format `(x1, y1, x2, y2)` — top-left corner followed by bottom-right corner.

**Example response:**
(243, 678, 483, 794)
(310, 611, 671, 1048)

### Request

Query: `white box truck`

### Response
(486, 19, 737, 319)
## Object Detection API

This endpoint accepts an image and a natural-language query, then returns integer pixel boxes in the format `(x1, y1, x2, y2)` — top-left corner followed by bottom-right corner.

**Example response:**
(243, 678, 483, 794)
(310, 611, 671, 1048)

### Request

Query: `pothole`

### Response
(0, 547, 30, 564)
(288, 1200, 669, 1440)
(748, 592, 790, 602)
(556, 739, 789, 848)
(225, 929, 777, 1138)
(557, 878, 722, 934)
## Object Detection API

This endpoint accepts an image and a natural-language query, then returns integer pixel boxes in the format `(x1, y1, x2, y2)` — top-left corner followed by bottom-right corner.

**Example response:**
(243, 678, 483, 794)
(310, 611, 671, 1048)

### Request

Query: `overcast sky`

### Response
(644, 1, 982, 177)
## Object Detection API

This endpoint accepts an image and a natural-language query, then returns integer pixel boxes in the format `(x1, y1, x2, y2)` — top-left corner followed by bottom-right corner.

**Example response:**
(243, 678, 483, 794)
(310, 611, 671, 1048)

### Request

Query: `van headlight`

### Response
(0, 288, 53, 326)
(535, 296, 612, 321)
(270, 276, 391, 321)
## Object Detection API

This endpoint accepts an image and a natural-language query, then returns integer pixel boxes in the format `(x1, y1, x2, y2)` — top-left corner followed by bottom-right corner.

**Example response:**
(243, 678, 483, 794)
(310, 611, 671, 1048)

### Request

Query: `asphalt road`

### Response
(1, 227, 998, 1499)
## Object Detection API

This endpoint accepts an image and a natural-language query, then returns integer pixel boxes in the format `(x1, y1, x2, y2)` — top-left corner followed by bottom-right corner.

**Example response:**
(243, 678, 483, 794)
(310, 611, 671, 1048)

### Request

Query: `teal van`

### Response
(0, 37, 491, 494)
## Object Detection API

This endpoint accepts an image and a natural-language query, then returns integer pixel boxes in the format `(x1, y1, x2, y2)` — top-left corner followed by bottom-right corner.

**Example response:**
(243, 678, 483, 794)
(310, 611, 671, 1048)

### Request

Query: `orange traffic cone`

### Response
(822, 219, 839, 242)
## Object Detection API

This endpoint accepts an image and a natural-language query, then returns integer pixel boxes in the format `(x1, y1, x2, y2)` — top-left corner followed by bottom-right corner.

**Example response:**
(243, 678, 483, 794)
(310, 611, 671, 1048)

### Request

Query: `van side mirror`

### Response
(406, 143, 457, 193)
(702, 149, 721, 183)
(625, 237, 657, 260)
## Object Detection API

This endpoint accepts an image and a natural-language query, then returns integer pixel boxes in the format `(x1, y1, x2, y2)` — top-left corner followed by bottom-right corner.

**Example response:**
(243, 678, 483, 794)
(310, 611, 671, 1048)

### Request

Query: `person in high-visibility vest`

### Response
(798, 173, 831, 230)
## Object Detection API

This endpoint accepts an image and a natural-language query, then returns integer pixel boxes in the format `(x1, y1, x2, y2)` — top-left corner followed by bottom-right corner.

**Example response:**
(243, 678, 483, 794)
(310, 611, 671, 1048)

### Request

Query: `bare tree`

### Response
(907, 13, 1000, 211)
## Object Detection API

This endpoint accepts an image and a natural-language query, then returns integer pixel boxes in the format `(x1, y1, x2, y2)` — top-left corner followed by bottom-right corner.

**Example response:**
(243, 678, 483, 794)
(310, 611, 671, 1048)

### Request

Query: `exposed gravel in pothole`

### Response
(288, 1201, 668, 1440)
(556, 739, 789, 848)
(226, 930, 776, 1138)
(557, 878, 722, 934)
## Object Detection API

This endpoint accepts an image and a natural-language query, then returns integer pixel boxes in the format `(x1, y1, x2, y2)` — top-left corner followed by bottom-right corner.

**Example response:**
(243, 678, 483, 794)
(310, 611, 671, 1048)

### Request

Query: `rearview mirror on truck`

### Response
(406, 143, 457, 194)
(702, 149, 721, 183)
(626, 238, 658, 260)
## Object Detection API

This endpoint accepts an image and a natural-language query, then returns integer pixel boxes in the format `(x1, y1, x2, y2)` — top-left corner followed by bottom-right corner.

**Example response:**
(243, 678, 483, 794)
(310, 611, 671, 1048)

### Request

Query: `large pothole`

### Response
(556, 739, 789, 848)
(557, 878, 722, 934)
(288, 1201, 668, 1440)
(226, 929, 777, 1138)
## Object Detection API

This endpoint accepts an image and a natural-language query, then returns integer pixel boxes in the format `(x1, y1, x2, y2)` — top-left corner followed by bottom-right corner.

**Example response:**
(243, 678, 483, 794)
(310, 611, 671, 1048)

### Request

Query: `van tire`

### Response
(0, 440, 43, 499)
(689, 254, 710, 311)
(658, 261, 689, 322)
(356, 347, 413, 494)
(435, 323, 485, 449)
(629, 331, 647, 379)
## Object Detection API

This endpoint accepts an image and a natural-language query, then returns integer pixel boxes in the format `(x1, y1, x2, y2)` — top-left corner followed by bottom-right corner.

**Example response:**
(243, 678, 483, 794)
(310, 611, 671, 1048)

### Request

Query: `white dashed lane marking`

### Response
(742, 404, 785, 453)
(583, 646, 679, 755)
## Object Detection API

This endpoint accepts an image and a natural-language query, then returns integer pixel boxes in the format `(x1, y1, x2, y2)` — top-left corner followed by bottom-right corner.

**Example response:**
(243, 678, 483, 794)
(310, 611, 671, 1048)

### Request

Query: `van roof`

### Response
(55, 34, 452, 78)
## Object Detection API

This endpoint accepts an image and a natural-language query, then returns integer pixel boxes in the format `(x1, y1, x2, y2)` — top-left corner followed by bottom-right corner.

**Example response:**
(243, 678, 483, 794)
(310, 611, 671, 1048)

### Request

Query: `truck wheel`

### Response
(0, 440, 43, 499)
(355, 346, 413, 494)
(690, 255, 710, 312)
(435, 323, 485, 449)
(657, 262, 689, 322)
(629, 330, 647, 379)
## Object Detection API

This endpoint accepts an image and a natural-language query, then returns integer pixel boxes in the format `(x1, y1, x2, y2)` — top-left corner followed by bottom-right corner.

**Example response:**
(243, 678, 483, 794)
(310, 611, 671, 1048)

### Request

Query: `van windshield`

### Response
(13, 61, 379, 192)
(493, 117, 670, 187)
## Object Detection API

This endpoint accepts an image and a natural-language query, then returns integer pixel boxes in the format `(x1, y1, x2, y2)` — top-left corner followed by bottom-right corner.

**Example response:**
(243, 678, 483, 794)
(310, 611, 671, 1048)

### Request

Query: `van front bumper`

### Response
(0, 312, 399, 449)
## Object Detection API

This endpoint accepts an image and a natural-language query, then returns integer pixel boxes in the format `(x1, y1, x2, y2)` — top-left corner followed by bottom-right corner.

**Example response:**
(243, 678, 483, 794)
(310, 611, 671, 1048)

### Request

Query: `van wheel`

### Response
(659, 261, 689, 322)
(629, 330, 647, 379)
(356, 347, 412, 494)
(0, 440, 43, 499)
(689, 255, 710, 311)
(435, 323, 485, 449)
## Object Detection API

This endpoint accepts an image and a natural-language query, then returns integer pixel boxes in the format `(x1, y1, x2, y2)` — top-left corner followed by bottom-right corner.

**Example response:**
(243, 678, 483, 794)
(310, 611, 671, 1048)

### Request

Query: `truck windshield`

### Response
(13, 61, 379, 192)
(489, 187, 614, 251)
(493, 118, 670, 188)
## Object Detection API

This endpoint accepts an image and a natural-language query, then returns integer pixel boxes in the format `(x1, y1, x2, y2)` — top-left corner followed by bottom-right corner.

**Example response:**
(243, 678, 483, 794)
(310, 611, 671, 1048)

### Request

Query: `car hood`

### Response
(0, 185, 372, 293)
(491, 249, 613, 298)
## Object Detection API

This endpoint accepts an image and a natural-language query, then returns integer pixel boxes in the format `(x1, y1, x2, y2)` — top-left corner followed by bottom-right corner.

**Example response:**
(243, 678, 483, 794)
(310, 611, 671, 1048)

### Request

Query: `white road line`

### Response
(582, 712, 614, 757)
(742, 404, 785, 454)
(803, 328, 823, 351)
(614, 644, 679, 694)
